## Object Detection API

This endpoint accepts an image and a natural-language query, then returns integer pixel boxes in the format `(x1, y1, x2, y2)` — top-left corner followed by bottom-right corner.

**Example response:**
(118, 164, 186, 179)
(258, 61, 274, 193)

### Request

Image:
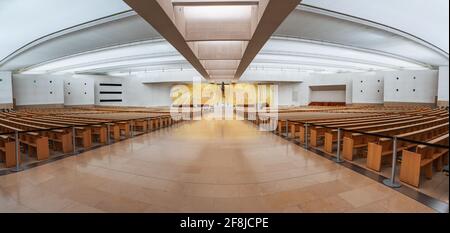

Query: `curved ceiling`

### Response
(275, 7, 448, 66)
(1, 13, 161, 71)
(0, 0, 131, 63)
(0, 0, 448, 75)
(301, 0, 449, 54)
(20, 37, 431, 76)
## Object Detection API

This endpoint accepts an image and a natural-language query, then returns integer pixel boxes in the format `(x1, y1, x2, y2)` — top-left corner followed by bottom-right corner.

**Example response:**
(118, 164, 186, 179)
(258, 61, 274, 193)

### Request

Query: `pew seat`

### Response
(399, 134, 449, 187)
(0, 135, 19, 167)
(19, 132, 50, 161)
(366, 122, 448, 172)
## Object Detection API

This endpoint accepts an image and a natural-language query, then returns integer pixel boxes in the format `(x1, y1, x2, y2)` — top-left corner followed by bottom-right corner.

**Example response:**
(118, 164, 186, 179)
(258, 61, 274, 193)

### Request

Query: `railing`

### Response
(286, 121, 449, 188)
(243, 114, 448, 190)
(0, 114, 185, 173)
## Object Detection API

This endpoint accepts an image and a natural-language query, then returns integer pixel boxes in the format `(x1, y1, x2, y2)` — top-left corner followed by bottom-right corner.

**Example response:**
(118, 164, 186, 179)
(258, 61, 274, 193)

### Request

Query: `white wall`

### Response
(88, 75, 173, 107)
(277, 83, 301, 106)
(12, 74, 168, 108)
(351, 72, 384, 104)
(0, 71, 13, 106)
(64, 75, 95, 106)
(138, 68, 308, 84)
(123, 76, 173, 107)
(13, 74, 64, 106)
(241, 69, 307, 82)
(310, 90, 346, 103)
(130, 74, 304, 107)
(139, 69, 203, 83)
(314, 72, 384, 104)
(12, 74, 95, 106)
(303, 70, 437, 105)
(298, 74, 352, 105)
(383, 70, 438, 104)
(9, 69, 441, 108)
(92, 75, 124, 106)
(438, 66, 449, 104)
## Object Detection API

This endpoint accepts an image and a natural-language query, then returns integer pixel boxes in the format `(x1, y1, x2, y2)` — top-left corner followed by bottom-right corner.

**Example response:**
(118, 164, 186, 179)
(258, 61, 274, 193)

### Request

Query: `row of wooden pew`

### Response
(309, 102, 346, 107)
(249, 106, 448, 188)
(0, 109, 182, 169)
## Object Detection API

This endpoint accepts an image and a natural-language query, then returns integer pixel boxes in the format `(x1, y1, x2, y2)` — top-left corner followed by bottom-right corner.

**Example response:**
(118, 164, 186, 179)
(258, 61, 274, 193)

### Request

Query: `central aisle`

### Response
(0, 119, 434, 212)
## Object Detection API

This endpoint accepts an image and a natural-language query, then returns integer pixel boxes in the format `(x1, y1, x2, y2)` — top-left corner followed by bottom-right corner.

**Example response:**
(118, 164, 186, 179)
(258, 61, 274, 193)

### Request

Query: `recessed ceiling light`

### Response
(183, 5, 252, 21)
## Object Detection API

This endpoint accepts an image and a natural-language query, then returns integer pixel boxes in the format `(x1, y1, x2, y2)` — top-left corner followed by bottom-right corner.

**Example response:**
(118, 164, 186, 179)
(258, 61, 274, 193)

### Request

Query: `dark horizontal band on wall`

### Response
(99, 83, 122, 87)
(99, 99, 122, 102)
(99, 91, 122, 94)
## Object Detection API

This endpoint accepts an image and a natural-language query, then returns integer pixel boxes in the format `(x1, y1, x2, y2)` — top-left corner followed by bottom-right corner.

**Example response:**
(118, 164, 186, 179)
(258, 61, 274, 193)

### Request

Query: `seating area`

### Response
(248, 105, 449, 201)
(0, 107, 183, 169)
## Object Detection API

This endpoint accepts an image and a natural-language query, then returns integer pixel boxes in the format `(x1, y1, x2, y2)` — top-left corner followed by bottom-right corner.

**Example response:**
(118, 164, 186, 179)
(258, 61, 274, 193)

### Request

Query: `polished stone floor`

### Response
(0, 119, 435, 212)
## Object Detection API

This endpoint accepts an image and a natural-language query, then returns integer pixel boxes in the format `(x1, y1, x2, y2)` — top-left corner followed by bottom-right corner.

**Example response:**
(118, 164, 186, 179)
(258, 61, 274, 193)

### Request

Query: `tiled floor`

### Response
(351, 156, 449, 204)
(0, 119, 435, 213)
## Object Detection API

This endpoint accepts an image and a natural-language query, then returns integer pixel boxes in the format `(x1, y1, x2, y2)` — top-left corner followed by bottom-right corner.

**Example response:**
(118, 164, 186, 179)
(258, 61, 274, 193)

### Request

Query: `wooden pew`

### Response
(309, 102, 346, 107)
(342, 118, 448, 161)
(37, 117, 97, 146)
(163, 116, 172, 127)
(38, 115, 173, 140)
(366, 122, 449, 172)
(285, 114, 387, 140)
(40, 116, 120, 142)
(341, 116, 439, 139)
(133, 119, 148, 133)
(21, 117, 93, 149)
(323, 116, 435, 154)
(156, 116, 167, 129)
(148, 118, 158, 131)
(114, 121, 130, 138)
(0, 128, 19, 168)
(157, 116, 167, 128)
(307, 115, 415, 147)
(399, 134, 449, 187)
(0, 119, 50, 160)
(133, 116, 168, 132)
(51, 116, 125, 140)
(279, 114, 384, 135)
(149, 117, 162, 130)
(8, 118, 73, 153)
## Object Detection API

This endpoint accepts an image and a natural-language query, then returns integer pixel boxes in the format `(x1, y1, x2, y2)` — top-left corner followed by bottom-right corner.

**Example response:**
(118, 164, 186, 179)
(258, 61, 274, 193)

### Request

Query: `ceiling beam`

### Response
(125, 0, 301, 81)
(123, 0, 210, 78)
(234, 0, 302, 79)
(172, 0, 259, 6)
